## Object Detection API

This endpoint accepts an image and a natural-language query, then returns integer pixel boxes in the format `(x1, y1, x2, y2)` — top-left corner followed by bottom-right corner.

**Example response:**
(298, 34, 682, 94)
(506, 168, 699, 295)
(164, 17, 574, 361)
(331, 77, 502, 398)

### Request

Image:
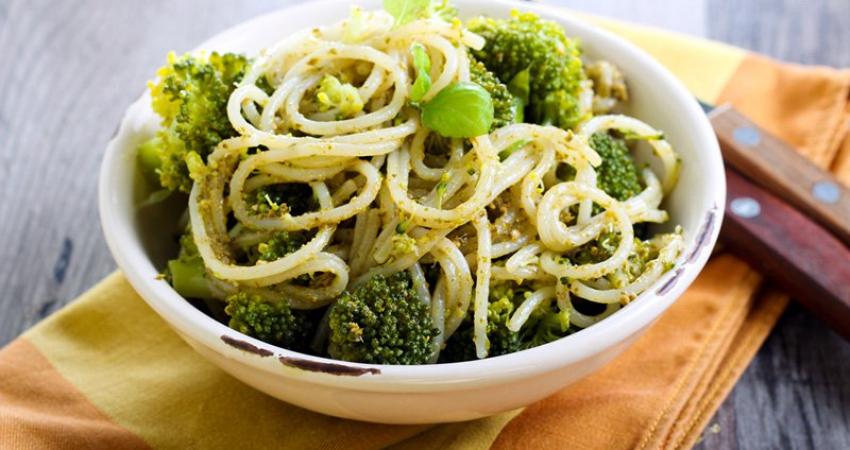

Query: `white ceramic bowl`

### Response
(99, 0, 724, 424)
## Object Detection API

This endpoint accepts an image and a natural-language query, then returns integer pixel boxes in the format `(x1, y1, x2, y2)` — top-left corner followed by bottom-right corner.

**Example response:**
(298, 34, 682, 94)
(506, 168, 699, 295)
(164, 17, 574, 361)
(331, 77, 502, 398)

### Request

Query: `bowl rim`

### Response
(99, 0, 725, 390)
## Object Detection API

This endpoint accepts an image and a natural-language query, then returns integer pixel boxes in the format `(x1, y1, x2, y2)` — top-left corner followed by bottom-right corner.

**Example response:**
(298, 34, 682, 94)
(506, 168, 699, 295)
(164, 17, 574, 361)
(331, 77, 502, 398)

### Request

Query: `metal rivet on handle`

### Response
(812, 180, 840, 204)
(733, 126, 761, 147)
(730, 197, 761, 218)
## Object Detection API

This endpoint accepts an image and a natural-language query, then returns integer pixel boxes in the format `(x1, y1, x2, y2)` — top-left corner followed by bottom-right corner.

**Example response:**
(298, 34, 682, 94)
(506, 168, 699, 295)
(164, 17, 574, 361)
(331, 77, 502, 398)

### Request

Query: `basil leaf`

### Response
(409, 43, 431, 103)
(421, 82, 494, 138)
(383, 0, 431, 26)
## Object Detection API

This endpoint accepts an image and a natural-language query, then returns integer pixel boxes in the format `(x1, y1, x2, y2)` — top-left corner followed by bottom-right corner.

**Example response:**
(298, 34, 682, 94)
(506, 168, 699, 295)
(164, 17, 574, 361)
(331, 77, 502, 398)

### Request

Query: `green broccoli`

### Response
(468, 56, 516, 130)
(564, 229, 620, 266)
(563, 231, 660, 288)
(167, 228, 213, 300)
(619, 237, 658, 283)
(139, 51, 249, 193)
(440, 281, 572, 362)
(315, 75, 364, 118)
(167, 226, 310, 299)
(440, 283, 525, 362)
(245, 231, 310, 265)
(589, 132, 643, 201)
(328, 272, 438, 365)
(225, 292, 316, 351)
(468, 10, 587, 130)
(522, 300, 571, 350)
(167, 229, 318, 350)
(244, 230, 316, 287)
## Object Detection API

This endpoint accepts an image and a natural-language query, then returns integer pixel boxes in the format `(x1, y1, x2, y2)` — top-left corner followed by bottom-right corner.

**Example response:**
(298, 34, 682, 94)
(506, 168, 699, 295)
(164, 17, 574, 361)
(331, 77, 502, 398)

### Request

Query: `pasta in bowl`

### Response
(99, 0, 723, 423)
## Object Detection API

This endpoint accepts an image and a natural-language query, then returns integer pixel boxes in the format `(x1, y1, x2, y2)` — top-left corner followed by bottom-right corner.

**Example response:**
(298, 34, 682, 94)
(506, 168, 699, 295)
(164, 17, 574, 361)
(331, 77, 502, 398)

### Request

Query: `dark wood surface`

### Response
(0, 1, 848, 449)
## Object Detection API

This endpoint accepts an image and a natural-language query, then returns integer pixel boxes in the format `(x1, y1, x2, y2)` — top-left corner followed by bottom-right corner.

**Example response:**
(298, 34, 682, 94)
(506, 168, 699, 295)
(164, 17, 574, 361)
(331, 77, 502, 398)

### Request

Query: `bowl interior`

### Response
(100, 0, 723, 386)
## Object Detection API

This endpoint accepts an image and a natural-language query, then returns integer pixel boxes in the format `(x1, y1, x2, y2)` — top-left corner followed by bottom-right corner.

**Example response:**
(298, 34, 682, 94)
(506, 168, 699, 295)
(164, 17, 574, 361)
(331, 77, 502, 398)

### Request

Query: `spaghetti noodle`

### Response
(177, 8, 684, 360)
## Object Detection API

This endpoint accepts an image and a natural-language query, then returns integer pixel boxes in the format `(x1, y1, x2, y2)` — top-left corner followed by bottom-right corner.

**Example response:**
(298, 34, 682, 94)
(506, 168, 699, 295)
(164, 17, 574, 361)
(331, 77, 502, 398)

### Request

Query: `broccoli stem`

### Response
(168, 258, 211, 300)
(137, 136, 163, 185)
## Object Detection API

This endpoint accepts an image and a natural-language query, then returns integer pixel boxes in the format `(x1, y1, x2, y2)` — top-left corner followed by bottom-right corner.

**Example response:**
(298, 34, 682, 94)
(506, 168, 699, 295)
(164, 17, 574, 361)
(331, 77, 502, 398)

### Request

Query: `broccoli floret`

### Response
(315, 75, 364, 118)
(565, 229, 620, 266)
(440, 283, 525, 362)
(523, 301, 571, 350)
(563, 231, 659, 287)
(439, 286, 571, 362)
(589, 132, 643, 201)
(328, 272, 438, 364)
(586, 60, 628, 113)
(245, 231, 310, 265)
(137, 137, 164, 186)
(241, 230, 312, 285)
(225, 292, 315, 351)
(440, 281, 572, 362)
(468, 56, 516, 130)
(139, 52, 249, 193)
(619, 237, 658, 283)
(468, 10, 587, 129)
(167, 228, 213, 300)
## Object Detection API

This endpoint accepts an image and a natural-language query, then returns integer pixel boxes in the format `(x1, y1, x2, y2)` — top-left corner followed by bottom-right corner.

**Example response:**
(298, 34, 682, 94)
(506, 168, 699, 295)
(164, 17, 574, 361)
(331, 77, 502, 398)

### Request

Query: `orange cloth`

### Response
(1, 23, 849, 450)
(0, 340, 149, 450)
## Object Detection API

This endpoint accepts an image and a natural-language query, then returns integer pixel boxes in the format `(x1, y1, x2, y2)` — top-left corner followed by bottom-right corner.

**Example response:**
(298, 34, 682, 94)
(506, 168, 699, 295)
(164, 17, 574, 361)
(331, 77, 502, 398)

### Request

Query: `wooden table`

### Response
(0, 1, 847, 448)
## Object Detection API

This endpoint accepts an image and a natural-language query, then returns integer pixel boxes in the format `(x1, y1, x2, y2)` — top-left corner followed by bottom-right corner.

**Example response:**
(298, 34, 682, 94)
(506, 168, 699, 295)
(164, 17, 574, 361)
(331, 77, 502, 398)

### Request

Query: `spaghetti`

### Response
(182, 9, 683, 360)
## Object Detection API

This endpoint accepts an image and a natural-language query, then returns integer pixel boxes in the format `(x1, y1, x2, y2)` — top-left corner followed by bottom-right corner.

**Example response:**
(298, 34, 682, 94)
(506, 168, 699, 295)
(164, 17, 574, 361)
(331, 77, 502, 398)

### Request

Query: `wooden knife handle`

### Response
(722, 168, 850, 339)
(710, 104, 850, 247)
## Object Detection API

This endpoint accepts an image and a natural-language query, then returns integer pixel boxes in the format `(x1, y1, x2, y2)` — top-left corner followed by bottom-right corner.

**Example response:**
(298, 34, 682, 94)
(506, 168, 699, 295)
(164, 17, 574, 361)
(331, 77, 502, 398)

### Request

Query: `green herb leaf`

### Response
(383, 0, 432, 26)
(409, 43, 432, 103)
(498, 139, 531, 161)
(421, 82, 494, 138)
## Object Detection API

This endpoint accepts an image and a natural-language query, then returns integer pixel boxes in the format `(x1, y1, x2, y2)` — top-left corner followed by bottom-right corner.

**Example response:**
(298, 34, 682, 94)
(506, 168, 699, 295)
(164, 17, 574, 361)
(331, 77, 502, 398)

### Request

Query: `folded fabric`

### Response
(2, 13, 849, 450)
